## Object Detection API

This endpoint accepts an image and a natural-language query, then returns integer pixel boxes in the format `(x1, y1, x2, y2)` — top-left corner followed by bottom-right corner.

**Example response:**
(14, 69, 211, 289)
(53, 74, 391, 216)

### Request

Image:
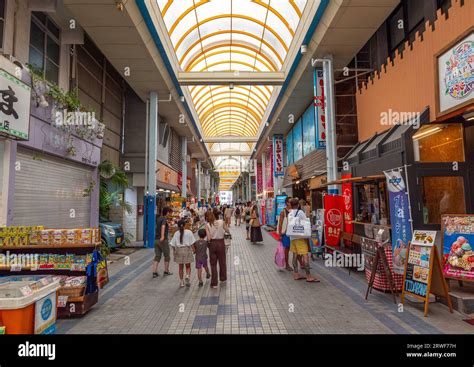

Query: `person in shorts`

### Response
(153, 207, 173, 278)
(277, 196, 293, 271)
(192, 228, 211, 287)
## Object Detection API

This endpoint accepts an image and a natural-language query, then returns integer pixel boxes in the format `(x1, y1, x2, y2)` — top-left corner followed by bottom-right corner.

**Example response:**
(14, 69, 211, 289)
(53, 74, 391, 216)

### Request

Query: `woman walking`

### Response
(205, 210, 228, 289)
(152, 207, 173, 278)
(287, 198, 319, 283)
(169, 219, 195, 287)
(244, 202, 252, 240)
(249, 203, 263, 244)
(277, 196, 293, 271)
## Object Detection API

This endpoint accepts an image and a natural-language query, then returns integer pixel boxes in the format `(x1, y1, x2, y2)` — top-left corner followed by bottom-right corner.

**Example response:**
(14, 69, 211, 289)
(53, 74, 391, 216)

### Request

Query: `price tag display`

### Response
(19, 285, 33, 297)
(57, 296, 69, 308)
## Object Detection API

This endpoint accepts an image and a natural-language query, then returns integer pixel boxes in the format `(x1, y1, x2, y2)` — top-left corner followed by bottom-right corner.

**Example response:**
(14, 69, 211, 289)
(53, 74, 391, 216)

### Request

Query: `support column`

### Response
(145, 91, 158, 248)
(181, 136, 187, 198)
(323, 56, 338, 195)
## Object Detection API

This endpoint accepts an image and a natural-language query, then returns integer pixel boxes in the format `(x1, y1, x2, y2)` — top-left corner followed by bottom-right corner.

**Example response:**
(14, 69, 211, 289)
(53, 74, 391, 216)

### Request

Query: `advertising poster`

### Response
(273, 135, 284, 176)
(324, 195, 343, 247)
(313, 68, 326, 149)
(437, 32, 473, 114)
(35, 293, 57, 334)
(266, 198, 276, 226)
(442, 215, 474, 281)
(341, 174, 353, 244)
(384, 170, 412, 275)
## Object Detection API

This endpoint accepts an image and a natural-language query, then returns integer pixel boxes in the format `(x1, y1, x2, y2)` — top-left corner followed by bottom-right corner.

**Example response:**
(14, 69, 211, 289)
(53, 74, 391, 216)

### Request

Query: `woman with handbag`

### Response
(205, 210, 228, 289)
(287, 198, 319, 283)
(244, 202, 252, 240)
(277, 196, 293, 271)
(249, 204, 263, 244)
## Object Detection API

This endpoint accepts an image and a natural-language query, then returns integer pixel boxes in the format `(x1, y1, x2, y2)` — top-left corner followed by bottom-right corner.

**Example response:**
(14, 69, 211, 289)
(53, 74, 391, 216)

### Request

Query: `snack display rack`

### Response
(0, 226, 102, 318)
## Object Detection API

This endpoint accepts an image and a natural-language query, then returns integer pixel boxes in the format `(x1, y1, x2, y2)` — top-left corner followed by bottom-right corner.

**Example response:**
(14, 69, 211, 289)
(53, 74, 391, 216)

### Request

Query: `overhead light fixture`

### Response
(158, 188, 165, 192)
(300, 45, 308, 54)
(229, 83, 234, 90)
(180, 96, 185, 103)
(412, 126, 442, 141)
(463, 110, 474, 121)
(116, 1, 124, 11)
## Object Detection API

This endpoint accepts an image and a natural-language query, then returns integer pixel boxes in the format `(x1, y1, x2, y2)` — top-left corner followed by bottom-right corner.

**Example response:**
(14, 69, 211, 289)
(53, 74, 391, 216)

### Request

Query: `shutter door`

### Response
(12, 148, 93, 228)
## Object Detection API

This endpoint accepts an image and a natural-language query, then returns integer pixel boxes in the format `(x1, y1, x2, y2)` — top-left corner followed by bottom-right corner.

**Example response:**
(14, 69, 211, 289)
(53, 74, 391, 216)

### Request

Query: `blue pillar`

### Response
(145, 91, 158, 248)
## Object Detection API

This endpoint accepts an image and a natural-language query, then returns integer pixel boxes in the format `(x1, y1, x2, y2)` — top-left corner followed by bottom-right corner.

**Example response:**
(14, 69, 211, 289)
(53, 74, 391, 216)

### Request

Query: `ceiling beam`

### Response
(209, 151, 252, 157)
(178, 71, 285, 86)
(204, 137, 258, 143)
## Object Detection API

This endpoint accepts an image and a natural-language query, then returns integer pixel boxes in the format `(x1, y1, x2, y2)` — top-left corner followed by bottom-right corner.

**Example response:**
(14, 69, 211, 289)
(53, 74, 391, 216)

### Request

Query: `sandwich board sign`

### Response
(401, 230, 452, 317)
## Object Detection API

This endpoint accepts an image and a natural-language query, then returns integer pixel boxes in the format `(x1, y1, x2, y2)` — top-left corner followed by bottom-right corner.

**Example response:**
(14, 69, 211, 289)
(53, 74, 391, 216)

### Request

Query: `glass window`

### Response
(286, 130, 293, 165)
(355, 182, 389, 225)
(413, 124, 464, 162)
(293, 119, 303, 162)
(302, 105, 316, 156)
(389, 6, 405, 51)
(29, 12, 60, 83)
(420, 176, 466, 225)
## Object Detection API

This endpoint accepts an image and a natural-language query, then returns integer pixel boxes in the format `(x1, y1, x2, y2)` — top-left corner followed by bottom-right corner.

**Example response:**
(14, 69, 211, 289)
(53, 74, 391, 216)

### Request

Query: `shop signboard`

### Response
(34, 293, 56, 334)
(273, 135, 284, 176)
(313, 69, 326, 149)
(0, 69, 31, 140)
(437, 32, 473, 116)
(441, 214, 474, 281)
(257, 162, 263, 194)
(324, 195, 343, 247)
(401, 231, 452, 317)
(384, 170, 412, 275)
(266, 198, 276, 226)
(275, 195, 287, 222)
(341, 174, 353, 242)
(266, 144, 274, 189)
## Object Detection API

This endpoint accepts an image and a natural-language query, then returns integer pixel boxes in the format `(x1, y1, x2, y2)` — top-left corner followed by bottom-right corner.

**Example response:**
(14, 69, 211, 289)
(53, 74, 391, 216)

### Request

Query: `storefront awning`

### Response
(283, 150, 327, 188)
(321, 174, 386, 187)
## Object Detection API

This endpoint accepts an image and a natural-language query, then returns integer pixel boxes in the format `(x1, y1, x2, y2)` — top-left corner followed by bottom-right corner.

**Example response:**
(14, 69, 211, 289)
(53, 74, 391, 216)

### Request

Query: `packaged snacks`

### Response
(51, 230, 66, 245)
(81, 229, 92, 245)
(39, 230, 52, 245)
(66, 229, 80, 244)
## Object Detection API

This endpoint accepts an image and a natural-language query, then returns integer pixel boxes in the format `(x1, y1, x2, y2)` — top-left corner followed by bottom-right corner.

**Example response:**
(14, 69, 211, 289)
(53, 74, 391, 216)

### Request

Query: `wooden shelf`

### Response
(0, 243, 99, 250)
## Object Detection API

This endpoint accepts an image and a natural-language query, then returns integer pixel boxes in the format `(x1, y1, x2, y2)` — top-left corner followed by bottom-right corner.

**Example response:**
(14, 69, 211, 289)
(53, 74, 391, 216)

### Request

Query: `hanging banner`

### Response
(266, 198, 276, 226)
(275, 195, 287, 221)
(266, 144, 274, 190)
(385, 170, 412, 275)
(313, 69, 326, 149)
(257, 162, 263, 195)
(324, 195, 343, 247)
(273, 134, 284, 176)
(442, 214, 474, 281)
(342, 174, 353, 241)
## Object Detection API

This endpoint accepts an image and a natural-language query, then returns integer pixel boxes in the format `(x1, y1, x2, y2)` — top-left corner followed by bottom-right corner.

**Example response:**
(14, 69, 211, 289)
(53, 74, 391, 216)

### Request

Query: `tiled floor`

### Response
(56, 225, 474, 334)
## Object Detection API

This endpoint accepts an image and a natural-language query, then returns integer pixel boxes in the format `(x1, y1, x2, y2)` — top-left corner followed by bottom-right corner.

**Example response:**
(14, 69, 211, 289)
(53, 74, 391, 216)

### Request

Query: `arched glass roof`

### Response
(156, 0, 308, 188)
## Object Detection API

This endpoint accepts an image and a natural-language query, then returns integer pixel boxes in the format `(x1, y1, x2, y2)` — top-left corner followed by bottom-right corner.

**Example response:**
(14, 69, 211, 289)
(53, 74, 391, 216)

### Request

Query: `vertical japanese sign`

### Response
(0, 69, 31, 140)
(257, 162, 263, 194)
(385, 170, 413, 275)
(273, 134, 284, 176)
(342, 174, 353, 238)
(313, 69, 326, 149)
(266, 143, 274, 189)
(324, 195, 343, 247)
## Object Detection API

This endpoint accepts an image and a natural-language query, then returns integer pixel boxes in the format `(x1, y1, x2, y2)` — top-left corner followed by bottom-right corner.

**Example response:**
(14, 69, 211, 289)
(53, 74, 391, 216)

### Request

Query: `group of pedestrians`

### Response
(152, 206, 228, 289)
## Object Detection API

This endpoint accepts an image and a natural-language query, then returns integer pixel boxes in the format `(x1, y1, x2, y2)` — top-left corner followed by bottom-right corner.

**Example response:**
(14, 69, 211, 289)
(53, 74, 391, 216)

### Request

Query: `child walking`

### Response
(170, 219, 195, 287)
(192, 228, 211, 287)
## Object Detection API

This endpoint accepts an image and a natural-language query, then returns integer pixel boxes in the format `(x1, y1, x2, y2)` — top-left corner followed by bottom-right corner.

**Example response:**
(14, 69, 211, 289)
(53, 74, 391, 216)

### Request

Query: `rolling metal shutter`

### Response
(12, 148, 93, 228)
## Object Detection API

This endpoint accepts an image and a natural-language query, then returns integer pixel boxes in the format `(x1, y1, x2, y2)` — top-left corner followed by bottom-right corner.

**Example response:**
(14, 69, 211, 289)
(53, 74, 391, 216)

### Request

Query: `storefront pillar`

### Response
(197, 160, 201, 202)
(145, 91, 158, 248)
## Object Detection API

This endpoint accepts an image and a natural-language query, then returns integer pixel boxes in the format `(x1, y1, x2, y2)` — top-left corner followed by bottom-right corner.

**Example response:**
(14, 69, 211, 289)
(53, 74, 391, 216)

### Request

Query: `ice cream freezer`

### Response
(0, 275, 61, 334)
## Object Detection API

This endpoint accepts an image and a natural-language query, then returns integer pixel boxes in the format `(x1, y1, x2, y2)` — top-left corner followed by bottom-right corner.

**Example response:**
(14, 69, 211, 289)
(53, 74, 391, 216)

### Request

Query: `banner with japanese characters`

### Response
(313, 69, 326, 149)
(0, 69, 31, 140)
(324, 195, 343, 247)
(385, 170, 412, 275)
(273, 134, 284, 176)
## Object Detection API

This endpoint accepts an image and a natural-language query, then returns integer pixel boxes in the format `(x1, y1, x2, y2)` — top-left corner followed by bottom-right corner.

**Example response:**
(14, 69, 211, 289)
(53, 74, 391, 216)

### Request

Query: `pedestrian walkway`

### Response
(56, 226, 473, 334)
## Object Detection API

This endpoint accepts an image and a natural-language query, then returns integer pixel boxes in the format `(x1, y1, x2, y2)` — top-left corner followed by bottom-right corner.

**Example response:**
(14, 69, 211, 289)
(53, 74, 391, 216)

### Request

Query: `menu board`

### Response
(442, 214, 474, 281)
(401, 231, 452, 317)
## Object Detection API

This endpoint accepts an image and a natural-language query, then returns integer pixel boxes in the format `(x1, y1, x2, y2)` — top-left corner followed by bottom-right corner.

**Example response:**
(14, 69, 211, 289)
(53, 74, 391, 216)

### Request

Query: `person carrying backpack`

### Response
(234, 205, 241, 226)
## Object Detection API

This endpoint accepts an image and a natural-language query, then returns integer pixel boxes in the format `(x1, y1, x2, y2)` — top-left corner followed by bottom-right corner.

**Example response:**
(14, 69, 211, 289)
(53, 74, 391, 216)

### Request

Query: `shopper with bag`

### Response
(277, 196, 293, 271)
(286, 198, 319, 282)
(244, 202, 252, 240)
(249, 204, 263, 244)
